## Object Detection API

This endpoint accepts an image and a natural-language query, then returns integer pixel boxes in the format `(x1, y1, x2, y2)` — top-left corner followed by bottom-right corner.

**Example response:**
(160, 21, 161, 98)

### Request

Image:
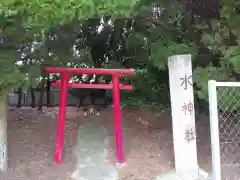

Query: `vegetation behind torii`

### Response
(0, 0, 239, 113)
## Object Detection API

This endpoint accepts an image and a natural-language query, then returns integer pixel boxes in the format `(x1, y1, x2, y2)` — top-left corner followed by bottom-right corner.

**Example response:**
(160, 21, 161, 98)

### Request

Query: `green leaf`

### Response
(0, 0, 138, 32)
(229, 54, 240, 72)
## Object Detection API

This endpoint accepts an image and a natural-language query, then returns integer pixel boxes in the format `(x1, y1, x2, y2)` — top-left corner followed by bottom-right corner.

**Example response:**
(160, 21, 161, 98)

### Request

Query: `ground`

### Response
(0, 106, 212, 180)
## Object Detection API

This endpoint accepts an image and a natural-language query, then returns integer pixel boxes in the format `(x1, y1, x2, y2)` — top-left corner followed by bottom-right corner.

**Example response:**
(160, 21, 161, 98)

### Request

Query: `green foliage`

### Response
(121, 96, 167, 112)
(220, 0, 240, 31)
(0, 52, 25, 93)
(193, 65, 234, 99)
(193, 60, 240, 112)
(192, 1, 240, 112)
(151, 40, 197, 69)
(1, 0, 240, 115)
(118, 66, 170, 111)
(0, 0, 138, 93)
(0, 0, 137, 31)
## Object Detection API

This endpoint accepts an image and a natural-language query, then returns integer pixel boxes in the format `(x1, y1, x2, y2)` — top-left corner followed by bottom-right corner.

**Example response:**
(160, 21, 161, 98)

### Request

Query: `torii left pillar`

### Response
(112, 75, 124, 163)
(54, 74, 69, 164)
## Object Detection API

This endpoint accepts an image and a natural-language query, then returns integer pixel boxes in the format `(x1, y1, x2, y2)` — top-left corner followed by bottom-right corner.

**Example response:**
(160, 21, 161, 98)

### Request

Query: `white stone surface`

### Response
(168, 54, 198, 175)
(156, 169, 211, 180)
(72, 120, 118, 180)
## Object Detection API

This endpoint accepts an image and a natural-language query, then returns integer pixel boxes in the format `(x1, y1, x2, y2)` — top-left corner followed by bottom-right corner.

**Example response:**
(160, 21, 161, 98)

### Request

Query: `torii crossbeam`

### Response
(44, 67, 134, 165)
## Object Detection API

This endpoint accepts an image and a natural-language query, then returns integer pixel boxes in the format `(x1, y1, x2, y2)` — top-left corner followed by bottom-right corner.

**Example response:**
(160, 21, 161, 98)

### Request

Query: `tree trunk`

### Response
(38, 72, 46, 111)
(17, 88, 22, 108)
(0, 93, 8, 172)
(46, 75, 51, 107)
(30, 88, 36, 108)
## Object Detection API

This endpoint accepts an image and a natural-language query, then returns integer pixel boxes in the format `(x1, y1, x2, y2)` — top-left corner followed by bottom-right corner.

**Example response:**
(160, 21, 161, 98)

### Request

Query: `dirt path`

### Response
(0, 107, 212, 180)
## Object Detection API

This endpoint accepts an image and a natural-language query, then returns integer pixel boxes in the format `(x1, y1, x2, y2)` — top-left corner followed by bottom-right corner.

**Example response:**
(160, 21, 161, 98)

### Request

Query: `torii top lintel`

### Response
(44, 67, 134, 76)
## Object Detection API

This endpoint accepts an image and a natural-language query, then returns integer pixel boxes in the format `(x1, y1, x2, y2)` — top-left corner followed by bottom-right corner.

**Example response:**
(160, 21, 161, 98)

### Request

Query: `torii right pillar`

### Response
(156, 54, 211, 180)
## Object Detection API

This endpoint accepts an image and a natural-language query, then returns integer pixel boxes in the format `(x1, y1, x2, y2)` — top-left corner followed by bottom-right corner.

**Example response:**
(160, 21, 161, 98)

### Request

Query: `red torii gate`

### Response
(44, 67, 134, 165)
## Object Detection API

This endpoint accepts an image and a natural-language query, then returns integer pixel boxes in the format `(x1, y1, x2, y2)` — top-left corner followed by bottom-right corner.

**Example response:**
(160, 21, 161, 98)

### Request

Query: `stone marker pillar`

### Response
(156, 54, 210, 180)
(168, 54, 198, 176)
